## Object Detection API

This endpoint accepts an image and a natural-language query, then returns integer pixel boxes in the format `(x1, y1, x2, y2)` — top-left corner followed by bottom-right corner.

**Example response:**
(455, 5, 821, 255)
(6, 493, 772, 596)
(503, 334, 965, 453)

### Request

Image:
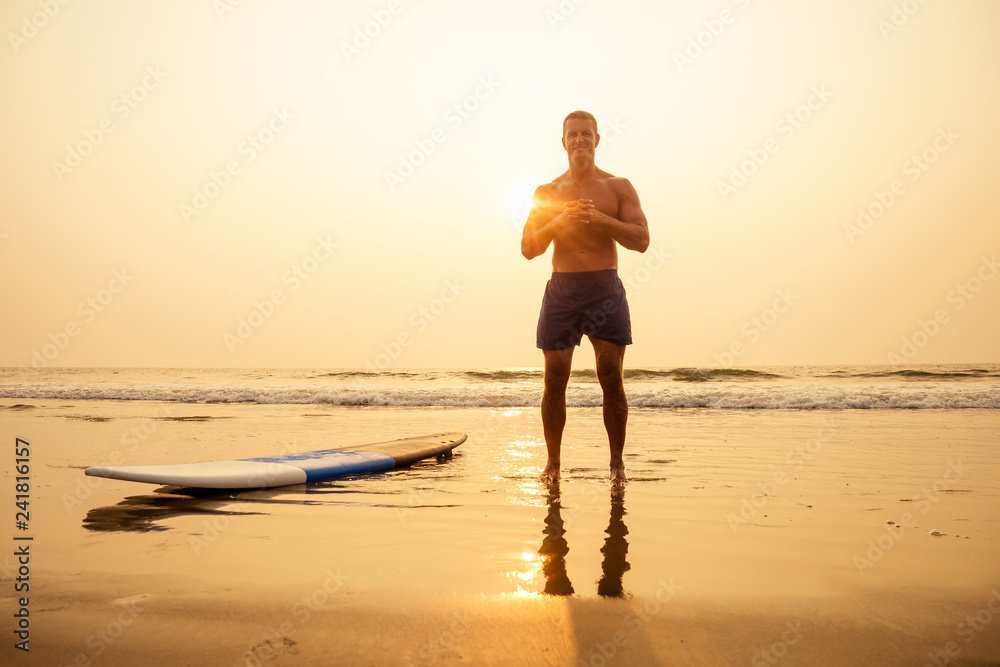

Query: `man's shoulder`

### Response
(544, 171, 572, 188)
(605, 174, 637, 195)
(599, 169, 627, 184)
(534, 174, 570, 201)
(591, 168, 631, 188)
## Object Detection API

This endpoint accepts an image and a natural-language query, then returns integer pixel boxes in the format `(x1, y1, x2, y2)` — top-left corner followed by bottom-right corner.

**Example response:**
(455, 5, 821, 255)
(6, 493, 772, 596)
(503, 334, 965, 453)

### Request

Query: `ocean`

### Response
(2, 364, 999, 409)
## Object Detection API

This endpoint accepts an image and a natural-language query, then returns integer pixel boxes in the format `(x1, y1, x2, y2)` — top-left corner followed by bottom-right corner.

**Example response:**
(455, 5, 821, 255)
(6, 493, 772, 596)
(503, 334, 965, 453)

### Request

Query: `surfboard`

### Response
(84, 432, 466, 489)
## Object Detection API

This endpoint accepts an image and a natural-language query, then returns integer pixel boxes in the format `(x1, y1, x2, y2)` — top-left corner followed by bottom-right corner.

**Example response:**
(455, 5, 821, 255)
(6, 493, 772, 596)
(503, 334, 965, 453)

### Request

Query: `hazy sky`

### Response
(3, 0, 998, 369)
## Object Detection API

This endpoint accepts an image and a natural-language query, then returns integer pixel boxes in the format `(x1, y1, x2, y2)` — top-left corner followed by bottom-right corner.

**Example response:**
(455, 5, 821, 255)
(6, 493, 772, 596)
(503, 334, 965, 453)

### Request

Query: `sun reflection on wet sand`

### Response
(494, 438, 548, 507)
(503, 550, 545, 596)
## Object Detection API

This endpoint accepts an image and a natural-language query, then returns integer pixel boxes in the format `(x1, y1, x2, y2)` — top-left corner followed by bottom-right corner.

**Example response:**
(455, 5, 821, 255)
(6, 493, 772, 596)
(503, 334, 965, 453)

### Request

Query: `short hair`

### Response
(563, 110, 598, 135)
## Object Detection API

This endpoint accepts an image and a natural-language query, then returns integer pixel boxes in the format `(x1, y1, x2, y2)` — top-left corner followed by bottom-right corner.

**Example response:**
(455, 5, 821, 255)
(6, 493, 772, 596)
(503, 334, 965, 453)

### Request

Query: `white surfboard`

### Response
(85, 432, 466, 489)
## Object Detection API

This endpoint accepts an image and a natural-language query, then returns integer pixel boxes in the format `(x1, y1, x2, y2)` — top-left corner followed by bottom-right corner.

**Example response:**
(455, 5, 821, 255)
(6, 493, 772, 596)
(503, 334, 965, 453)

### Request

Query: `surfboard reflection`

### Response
(80, 478, 450, 533)
(81, 490, 267, 532)
(538, 483, 630, 597)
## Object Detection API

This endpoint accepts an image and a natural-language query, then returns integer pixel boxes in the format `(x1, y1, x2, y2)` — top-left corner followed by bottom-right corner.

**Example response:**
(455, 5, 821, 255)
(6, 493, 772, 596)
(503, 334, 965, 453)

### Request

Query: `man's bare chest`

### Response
(550, 182, 620, 218)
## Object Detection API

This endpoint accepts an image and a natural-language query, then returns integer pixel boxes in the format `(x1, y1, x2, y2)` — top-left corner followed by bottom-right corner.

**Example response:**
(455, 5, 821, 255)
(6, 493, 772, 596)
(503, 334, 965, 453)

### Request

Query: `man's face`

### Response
(562, 118, 599, 160)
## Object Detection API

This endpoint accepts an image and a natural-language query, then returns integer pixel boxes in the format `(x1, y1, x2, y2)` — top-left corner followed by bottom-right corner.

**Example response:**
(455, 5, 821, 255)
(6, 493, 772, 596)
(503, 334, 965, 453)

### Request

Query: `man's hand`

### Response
(553, 199, 595, 229)
(564, 187, 649, 253)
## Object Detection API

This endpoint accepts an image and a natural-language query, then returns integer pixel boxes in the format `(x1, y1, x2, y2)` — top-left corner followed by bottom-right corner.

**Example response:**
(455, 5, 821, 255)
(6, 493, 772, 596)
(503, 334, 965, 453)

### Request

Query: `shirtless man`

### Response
(521, 110, 650, 487)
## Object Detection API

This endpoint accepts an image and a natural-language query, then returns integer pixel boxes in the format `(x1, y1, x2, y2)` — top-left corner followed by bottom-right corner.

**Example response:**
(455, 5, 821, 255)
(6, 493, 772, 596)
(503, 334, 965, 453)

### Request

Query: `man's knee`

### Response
(545, 365, 572, 387)
(595, 348, 625, 394)
(596, 362, 622, 379)
(597, 366, 624, 392)
(594, 347, 624, 380)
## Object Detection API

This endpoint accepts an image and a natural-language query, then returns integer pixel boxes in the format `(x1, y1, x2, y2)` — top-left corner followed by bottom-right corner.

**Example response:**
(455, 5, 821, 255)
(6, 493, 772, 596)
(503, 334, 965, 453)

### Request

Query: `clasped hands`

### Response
(554, 199, 609, 228)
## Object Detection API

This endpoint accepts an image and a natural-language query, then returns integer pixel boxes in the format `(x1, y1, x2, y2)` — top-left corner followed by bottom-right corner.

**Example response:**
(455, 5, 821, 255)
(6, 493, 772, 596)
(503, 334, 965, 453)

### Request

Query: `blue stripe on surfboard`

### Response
(241, 450, 395, 482)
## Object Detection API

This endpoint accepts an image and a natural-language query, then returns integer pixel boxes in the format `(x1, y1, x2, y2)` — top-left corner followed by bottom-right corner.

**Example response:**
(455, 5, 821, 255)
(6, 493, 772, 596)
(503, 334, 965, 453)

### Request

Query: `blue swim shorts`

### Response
(535, 269, 632, 351)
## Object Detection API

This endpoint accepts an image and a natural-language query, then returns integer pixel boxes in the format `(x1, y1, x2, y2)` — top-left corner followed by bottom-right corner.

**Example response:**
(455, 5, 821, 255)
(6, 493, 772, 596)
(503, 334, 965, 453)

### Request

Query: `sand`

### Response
(2, 400, 999, 665)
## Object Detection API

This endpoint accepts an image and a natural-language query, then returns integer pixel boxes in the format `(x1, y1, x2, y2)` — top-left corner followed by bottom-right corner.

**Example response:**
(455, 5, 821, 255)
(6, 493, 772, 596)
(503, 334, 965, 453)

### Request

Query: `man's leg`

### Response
(591, 338, 628, 486)
(541, 347, 574, 484)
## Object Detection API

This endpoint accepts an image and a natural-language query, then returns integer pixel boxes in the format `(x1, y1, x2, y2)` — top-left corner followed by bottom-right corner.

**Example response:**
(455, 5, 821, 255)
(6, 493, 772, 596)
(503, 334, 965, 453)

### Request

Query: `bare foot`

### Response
(610, 466, 628, 488)
(540, 462, 561, 485)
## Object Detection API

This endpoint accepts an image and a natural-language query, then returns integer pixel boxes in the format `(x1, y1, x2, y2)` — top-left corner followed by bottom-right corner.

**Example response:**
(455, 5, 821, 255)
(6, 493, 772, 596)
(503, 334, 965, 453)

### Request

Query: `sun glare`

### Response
(501, 180, 538, 233)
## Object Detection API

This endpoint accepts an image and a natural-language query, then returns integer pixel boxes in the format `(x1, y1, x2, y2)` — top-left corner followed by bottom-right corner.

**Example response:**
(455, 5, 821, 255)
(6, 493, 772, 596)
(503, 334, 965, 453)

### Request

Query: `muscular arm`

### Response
(521, 187, 588, 260)
(588, 178, 650, 253)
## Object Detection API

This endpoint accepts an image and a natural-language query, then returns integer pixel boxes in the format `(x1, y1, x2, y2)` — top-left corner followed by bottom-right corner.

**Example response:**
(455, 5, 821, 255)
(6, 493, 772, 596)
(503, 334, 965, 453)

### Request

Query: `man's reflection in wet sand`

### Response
(539, 481, 574, 595)
(597, 486, 630, 597)
(539, 482, 630, 597)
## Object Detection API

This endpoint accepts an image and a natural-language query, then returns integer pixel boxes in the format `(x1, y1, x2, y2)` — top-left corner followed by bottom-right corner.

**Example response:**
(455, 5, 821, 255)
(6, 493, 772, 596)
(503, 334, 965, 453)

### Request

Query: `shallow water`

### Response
(10, 400, 997, 606)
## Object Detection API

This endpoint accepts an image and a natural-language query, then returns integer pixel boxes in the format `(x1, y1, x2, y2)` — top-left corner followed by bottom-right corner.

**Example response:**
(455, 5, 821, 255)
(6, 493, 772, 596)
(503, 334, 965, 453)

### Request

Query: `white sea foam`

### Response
(2, 382, 998, 409)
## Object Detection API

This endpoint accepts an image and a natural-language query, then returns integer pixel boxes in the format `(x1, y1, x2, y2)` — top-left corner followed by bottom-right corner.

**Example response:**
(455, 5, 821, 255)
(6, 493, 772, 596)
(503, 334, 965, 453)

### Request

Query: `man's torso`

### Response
(541, 172, 622, 273)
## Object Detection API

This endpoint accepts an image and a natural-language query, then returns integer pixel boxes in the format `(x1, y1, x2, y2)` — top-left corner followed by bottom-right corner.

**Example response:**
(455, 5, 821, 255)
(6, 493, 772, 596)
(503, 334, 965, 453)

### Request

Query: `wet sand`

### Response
(2, 401, 999, 665)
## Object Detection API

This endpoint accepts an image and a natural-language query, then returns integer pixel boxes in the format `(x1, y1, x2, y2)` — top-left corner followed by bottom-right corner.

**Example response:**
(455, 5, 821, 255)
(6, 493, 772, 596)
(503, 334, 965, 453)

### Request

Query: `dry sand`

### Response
(1, 401, 999, 665)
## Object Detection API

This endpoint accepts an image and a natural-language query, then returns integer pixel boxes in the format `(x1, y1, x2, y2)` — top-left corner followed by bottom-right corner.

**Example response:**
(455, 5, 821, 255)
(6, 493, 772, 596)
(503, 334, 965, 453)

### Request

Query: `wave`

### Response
(303, 368, 787, 383)
(2, 383, 997, 409)
(822, 368, 999, 380)
(303, 366, 994, 384)
(12, 366, 993, 385)
(653, 368, 784, 382)
(461, 369, 541, 382)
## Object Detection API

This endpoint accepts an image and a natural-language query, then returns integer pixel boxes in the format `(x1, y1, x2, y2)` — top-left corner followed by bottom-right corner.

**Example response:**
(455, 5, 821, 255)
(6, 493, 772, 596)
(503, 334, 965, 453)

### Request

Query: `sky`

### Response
(2, 0, 998, 370)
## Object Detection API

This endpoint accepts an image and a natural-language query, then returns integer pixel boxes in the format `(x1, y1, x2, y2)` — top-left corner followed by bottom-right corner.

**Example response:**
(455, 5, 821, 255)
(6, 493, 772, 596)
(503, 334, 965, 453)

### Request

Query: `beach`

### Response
(2, 368, 1000, 665)
(5, 0, 1000, 663)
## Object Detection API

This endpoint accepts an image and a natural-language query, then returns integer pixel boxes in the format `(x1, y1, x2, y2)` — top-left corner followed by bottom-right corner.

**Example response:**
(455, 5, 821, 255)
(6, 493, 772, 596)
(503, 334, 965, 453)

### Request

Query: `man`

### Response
(521, 110, 650, 487)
